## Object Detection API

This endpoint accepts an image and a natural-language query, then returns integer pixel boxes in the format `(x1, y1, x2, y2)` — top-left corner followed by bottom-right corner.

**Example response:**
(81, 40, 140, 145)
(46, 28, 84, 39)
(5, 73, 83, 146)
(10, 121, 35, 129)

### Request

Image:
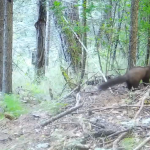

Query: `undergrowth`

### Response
(0, 94, 27, 119)
(25, 82, 44, 95)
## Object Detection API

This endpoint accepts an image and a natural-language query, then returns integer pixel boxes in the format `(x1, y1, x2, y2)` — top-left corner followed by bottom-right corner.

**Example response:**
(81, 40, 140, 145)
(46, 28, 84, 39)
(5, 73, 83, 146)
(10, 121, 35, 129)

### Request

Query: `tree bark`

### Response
(45, 1, 51, 67)
(35, 0, 46, 77)
(80, 0, 87, 82)
(0, 0, 4, 91)
(146, 15, 150, 65)
(112, 2, 126, 68)
(51, 0, 82, 73)
(2, 0, 13, 94)
(128, 0, 139, 69)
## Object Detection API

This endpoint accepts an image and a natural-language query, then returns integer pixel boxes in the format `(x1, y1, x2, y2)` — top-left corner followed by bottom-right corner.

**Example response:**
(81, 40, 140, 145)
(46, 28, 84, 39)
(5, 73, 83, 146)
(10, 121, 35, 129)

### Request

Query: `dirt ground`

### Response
(1, 84, 150, 150)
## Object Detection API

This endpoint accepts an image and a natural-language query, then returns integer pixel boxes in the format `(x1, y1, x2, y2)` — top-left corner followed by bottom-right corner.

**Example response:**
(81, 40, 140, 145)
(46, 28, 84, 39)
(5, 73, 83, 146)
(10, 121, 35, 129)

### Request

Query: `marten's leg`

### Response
(130, 81, 140, 91)
(127, 81, 140, 91)
(126, 82, 132, 90)
(142, 78, 149, 86)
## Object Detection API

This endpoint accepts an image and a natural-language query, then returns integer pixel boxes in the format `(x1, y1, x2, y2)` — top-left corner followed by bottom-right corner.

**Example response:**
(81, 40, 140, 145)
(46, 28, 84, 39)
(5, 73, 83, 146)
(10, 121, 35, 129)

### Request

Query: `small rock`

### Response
(36, 143, 50, 149)
(0, 132, 11, 142)
(32, 112, 40, 118)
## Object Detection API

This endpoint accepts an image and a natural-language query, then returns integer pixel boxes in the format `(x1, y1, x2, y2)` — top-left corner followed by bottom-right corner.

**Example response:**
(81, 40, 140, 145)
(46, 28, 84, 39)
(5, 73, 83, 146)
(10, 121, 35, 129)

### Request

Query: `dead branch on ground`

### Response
(41, 93, 83, 127)
(113, 132, 127, 150)
(134, 89, 150, 120)
(107, 128, 132, 139)
(90, 104, 150, 112)
(107, 125, 150, 139)
(41, 104, 83, 127)
(133, 134, 150, 150)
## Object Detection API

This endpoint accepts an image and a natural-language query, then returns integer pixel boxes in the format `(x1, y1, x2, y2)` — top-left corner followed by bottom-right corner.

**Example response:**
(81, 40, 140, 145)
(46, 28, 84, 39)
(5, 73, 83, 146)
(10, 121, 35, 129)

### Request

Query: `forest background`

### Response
(0, 0, 148, 99)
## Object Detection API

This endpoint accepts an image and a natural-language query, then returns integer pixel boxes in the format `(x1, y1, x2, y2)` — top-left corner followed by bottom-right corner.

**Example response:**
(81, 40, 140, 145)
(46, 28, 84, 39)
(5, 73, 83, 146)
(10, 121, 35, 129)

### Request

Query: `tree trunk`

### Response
(146, 15, 150, 65)
(128, 0, 139, 69)
(2, 0, 13, 94)
(0, 0, 4, 91)
(51, 0, 82, 73)
(45, 1, 51, 67)
(111, 2, 126, 68)
(35, 0, 46, 77)
(80, 0, 87, 82)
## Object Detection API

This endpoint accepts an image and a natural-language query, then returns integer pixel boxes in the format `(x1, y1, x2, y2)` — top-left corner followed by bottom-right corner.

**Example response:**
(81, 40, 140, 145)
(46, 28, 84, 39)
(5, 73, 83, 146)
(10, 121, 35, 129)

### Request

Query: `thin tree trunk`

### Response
(128, 0, 139, 69)
(80, 0, 87, 82)
(112, 3, 125, 68)
(2, 0, 13, 94)
(0, 0, 4, 91)
(146, 15, 150, 65)
(35, 0, 46, 77)
(90, 13, 103, 71)
(45, 1, 51, 67)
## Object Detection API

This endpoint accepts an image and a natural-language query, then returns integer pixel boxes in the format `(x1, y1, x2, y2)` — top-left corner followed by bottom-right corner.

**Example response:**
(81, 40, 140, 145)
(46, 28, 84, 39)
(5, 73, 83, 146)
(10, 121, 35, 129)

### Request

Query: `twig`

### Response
(75, 93, 81, 107)
(63, 16, 88, 53)
(59, 83, 68, 97)
(107, 125, 150, 139)
(59, 86, 80, 102)
(90, 104, 150, 111)
(133, 135, 150, 150)
(107, 128, 132, 139)
(134, 89, 150, 120)
(113, 132, 127, 150)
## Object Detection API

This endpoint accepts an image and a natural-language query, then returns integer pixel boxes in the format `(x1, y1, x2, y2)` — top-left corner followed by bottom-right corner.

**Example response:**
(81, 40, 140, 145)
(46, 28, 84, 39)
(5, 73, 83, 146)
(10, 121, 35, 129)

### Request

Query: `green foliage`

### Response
(25, 82, 44, 95)
(94, 148, 111, 150)
(120, 137, 137, 150)
(12, 0, 150, 96)
(85, 2, 96, 14)
(73, 23, 89, 34)
(139, 0, 150, 34)
(51, 1, 65, 16)
(0, 94, 26, 118)
(60, 66, 76, 89)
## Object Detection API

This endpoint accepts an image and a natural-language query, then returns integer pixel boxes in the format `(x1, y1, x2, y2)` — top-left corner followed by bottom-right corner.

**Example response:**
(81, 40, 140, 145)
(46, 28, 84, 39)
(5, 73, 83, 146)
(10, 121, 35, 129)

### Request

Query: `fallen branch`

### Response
(134, 89, 150, 120)
(107, 128, 132, 139)
(90, 104, 150, 112)
(133, 135, 150, 150)
(41, 93, 83, 127)
(113, 132, 127, 150)
(41, 103, 83, 127)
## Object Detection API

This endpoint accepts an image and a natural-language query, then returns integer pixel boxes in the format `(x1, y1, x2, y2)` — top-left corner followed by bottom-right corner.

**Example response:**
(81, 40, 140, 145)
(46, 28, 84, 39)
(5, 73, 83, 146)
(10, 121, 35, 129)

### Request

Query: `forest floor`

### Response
(1, 84, 150, 150)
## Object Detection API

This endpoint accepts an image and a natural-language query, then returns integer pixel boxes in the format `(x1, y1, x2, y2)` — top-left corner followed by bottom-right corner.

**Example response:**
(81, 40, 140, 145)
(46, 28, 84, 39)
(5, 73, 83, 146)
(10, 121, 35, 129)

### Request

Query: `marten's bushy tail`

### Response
(98, 75, 126, 90)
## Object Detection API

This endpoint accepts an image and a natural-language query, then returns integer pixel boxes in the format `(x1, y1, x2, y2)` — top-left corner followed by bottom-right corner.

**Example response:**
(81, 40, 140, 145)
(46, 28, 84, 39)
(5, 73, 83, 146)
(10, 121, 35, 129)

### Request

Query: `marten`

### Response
(98, 66, 150, 90)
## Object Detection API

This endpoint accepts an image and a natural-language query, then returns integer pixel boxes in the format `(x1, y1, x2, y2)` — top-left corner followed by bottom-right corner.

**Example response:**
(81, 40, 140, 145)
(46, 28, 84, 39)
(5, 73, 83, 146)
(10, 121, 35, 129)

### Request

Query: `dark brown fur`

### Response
(98, 66, 150, 90)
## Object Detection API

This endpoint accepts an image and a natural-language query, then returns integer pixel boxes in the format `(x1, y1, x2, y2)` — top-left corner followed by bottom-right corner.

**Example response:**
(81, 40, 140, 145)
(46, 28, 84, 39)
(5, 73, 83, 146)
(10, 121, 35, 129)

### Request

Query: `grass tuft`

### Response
(0, 94, 27, 118)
